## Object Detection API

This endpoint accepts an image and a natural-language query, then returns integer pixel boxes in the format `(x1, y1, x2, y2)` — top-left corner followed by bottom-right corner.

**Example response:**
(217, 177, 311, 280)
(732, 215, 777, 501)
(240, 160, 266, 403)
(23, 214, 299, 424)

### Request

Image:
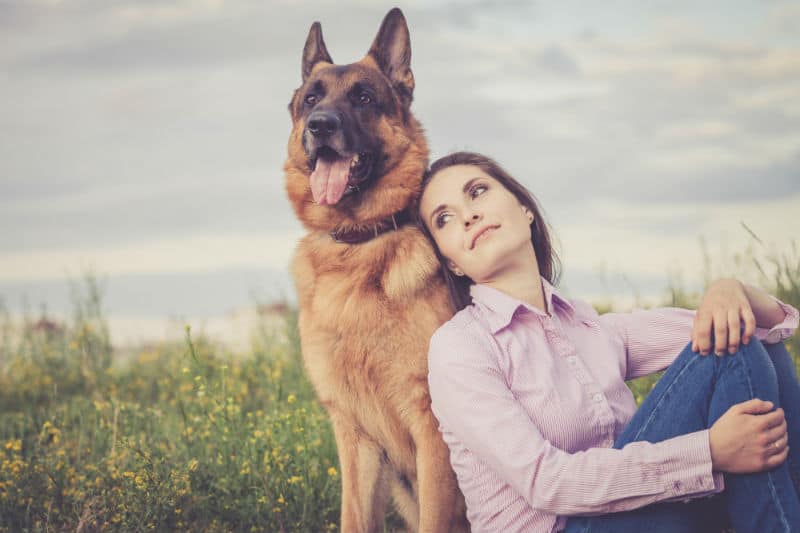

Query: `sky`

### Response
(2, 0, 799, 344)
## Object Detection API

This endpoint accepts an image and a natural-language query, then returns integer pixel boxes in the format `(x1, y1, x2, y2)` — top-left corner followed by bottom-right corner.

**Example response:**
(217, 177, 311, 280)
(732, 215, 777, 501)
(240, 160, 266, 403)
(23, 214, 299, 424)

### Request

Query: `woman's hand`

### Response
(692, 278, 756, 356)
(709, 399, 788, 473)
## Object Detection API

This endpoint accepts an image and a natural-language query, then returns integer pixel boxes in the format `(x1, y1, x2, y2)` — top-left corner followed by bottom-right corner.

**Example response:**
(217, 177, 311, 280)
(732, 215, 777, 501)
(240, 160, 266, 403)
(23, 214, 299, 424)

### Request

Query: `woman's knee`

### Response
(673, 337, 777, 383)
(764, 340, 790, 356)
(722, 337, 780, 400)
(738, 337, 776, 369)
(763, 341, 797, 371)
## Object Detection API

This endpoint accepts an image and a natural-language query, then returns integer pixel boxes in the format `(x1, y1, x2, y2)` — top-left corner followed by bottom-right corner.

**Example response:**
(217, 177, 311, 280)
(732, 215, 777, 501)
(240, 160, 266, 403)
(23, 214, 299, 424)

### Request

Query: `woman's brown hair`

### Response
(415, 151, 561, 311)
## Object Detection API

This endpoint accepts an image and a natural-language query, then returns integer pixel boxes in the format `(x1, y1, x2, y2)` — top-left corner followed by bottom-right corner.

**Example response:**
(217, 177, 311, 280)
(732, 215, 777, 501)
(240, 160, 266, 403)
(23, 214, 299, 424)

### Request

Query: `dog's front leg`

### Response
(331, 415, 390, 533)
(414, 422, 467, 533)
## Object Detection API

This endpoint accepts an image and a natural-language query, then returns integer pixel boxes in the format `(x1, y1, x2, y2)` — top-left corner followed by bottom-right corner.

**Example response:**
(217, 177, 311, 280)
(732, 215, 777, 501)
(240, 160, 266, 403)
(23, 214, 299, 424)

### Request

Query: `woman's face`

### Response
(419, 164, 535, 283)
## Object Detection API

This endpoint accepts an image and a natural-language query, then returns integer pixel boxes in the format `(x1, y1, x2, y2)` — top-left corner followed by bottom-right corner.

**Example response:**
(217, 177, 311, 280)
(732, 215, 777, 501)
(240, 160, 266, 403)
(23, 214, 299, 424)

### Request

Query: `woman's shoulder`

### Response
(432, 305, 486, 339)
(429, 306, 497, 366)
(567, 297, 601, 320)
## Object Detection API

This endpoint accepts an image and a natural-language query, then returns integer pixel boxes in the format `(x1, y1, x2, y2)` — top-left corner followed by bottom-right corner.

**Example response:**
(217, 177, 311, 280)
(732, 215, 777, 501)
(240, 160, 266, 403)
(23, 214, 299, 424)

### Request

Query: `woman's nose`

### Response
(464, 212, 481, 227)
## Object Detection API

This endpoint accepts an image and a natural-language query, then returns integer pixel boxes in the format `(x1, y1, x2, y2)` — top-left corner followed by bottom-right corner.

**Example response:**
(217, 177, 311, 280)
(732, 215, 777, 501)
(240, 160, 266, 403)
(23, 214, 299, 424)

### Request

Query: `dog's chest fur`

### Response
(291, 228, 449, 428)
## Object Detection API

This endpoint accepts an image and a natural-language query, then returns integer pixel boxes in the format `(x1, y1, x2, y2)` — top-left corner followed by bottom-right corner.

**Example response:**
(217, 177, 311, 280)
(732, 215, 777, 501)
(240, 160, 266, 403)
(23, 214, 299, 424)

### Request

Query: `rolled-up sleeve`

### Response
(427, 322, 722, 516)
(756, 296, 799, 344)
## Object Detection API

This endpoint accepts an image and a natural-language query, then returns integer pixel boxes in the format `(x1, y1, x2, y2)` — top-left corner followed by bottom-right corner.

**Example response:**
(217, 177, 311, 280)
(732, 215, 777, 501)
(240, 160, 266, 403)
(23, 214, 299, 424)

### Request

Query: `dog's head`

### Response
(285, 8, 428, 232)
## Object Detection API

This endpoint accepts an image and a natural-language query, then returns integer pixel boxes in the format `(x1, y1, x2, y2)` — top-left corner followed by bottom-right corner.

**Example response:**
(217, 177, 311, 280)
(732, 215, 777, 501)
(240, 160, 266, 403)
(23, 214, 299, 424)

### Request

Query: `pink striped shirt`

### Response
(427, 278, 799, 533)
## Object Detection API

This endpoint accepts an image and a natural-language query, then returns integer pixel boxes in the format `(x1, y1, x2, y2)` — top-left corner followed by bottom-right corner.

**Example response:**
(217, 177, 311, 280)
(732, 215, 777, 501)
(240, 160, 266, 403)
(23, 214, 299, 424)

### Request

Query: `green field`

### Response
(1, 250, 797, 532)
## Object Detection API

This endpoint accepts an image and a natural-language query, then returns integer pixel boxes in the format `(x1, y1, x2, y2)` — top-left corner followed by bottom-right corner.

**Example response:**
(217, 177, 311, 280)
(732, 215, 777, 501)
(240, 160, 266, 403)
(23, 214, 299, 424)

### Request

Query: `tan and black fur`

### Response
(283, 8, 469, 533)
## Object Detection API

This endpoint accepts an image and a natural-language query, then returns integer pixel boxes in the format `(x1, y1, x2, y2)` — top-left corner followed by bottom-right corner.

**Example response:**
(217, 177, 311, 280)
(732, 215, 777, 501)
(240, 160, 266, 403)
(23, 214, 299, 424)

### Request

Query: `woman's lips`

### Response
(470, 225, 500, 249)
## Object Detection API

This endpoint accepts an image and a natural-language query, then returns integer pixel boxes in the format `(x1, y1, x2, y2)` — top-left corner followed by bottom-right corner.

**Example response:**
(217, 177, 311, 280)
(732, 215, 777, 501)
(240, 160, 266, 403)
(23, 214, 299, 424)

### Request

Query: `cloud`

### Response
(2, 0, 799, 314)
(0, 231, 303, 283)
(415, 24, 800, 204)
(3, 1, 402, 75)
(554, 193, 800, 297)
(765, 2, 800, 41)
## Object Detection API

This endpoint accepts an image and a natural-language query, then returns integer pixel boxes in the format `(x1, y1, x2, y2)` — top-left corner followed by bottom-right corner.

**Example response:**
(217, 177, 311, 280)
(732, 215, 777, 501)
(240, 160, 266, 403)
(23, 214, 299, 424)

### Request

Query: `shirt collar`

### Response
(469, 277, 575, 334)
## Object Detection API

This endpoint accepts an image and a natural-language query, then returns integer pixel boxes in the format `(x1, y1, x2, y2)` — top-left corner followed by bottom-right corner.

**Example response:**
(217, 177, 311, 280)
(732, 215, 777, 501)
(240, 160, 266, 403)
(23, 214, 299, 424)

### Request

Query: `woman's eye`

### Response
(470, 184, 488, 198)
(435, 212, 452, 228)
(358, 92, 371, 105)
(304, 94, 318, 106)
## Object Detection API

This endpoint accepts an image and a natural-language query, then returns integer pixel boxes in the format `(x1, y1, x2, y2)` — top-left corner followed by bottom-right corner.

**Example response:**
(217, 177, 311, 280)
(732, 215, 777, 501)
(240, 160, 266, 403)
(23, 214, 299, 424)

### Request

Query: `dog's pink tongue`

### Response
(310, 157, 350, 205)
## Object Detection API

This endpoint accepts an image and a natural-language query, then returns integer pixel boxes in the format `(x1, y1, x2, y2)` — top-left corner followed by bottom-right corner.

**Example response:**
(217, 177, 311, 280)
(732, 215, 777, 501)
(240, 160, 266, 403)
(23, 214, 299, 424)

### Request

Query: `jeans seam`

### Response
(630, 355, 700, 442)
(737, 343, 791, 533)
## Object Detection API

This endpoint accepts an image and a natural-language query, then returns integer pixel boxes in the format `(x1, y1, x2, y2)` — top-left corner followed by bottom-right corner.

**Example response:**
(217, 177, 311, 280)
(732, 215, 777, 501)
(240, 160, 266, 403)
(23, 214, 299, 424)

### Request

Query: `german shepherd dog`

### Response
(283, 8, 469, 533)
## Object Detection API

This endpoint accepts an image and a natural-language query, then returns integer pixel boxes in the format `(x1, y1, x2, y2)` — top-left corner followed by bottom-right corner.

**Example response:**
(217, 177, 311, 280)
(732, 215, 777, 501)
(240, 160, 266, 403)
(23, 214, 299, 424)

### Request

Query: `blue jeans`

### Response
(562, 340, 800, 533)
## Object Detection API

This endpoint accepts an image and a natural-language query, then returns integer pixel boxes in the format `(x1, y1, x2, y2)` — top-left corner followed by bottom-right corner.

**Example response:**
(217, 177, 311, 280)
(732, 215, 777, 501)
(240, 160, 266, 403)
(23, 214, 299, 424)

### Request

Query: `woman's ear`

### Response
(521, 205, 534, 223)
(446, 260, 465, 277)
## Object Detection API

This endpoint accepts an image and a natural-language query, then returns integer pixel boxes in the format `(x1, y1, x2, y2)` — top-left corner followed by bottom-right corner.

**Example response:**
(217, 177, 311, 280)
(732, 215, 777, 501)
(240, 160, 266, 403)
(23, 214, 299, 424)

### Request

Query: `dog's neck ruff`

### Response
(330, 209, 411, 244)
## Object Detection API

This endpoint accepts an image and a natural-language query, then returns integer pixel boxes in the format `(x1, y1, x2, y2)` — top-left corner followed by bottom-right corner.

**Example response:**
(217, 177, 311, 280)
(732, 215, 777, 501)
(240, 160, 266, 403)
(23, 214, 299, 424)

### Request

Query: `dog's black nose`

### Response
(307, 111, 341, 138)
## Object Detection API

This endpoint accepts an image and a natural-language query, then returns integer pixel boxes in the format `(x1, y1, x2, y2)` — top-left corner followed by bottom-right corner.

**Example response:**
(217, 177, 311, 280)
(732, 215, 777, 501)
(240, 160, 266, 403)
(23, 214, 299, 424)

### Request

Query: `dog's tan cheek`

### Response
(375, 116, 411, 165)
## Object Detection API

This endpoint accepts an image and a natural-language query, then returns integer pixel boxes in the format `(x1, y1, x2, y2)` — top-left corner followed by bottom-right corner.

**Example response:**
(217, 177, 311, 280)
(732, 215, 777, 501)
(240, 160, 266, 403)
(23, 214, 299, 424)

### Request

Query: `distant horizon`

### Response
(1, 242, 780, 348)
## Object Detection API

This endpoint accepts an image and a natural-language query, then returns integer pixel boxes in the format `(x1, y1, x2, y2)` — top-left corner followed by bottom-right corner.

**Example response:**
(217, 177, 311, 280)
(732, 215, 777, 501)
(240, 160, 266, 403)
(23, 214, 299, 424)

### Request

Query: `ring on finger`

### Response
(773, 439, 782, 450)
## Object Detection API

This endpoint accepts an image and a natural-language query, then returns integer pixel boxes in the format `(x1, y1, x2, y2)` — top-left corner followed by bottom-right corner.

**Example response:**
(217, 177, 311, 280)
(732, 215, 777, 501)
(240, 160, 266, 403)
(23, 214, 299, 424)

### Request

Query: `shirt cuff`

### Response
(755, 297, 799, 344)
(656, 430, 722, 501)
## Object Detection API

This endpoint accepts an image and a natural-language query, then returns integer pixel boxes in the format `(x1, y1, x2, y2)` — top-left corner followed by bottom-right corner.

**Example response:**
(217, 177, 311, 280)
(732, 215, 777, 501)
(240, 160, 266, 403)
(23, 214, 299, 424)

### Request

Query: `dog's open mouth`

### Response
(309, 146, 373, 205)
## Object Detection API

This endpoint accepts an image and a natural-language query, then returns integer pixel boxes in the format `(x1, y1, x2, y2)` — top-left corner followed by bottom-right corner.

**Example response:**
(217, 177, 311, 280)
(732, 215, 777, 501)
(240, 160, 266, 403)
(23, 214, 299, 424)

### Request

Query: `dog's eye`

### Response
(304, 94, 318, 106)
(357, 92, 372, 105)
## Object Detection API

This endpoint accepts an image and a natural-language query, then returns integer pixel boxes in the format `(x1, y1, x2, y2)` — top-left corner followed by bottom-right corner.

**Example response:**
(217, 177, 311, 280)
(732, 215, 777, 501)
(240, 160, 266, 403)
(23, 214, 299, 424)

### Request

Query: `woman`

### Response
(416, 151, 800, 533)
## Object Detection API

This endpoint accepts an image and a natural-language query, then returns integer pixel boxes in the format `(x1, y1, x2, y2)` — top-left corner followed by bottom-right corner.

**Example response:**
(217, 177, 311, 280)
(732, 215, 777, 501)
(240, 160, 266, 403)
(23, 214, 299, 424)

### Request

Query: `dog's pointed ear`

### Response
(302, 21, 333, 82)
(367, 8, 414, 106)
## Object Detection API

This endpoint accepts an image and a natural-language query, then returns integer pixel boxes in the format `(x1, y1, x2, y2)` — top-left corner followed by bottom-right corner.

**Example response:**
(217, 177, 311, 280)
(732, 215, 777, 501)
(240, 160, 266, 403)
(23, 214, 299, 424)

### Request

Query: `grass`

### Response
(0, 278, 343, 532)
(0, 243, 797, 532)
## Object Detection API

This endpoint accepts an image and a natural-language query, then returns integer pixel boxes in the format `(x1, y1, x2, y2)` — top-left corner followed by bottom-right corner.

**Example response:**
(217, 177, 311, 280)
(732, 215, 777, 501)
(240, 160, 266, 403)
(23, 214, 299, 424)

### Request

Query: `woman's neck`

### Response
(481, 250, 547, 313)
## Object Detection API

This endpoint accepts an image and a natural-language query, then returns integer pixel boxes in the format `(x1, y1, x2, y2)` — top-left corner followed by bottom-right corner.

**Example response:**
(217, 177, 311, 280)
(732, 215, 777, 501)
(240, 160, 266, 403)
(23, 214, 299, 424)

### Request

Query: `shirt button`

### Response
(673, 480, 682, 491)
(567, 356, 577, 365)
(592, 393, 603, 402)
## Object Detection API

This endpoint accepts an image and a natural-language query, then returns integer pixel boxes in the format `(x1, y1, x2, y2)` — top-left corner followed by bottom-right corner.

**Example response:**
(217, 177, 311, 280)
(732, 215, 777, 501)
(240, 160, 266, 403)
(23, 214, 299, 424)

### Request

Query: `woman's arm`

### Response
(692, 278, 796, 356)
(583, 281, 798, 380)
(427, 323, 721, 516)
(745, 283, 789, 328)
